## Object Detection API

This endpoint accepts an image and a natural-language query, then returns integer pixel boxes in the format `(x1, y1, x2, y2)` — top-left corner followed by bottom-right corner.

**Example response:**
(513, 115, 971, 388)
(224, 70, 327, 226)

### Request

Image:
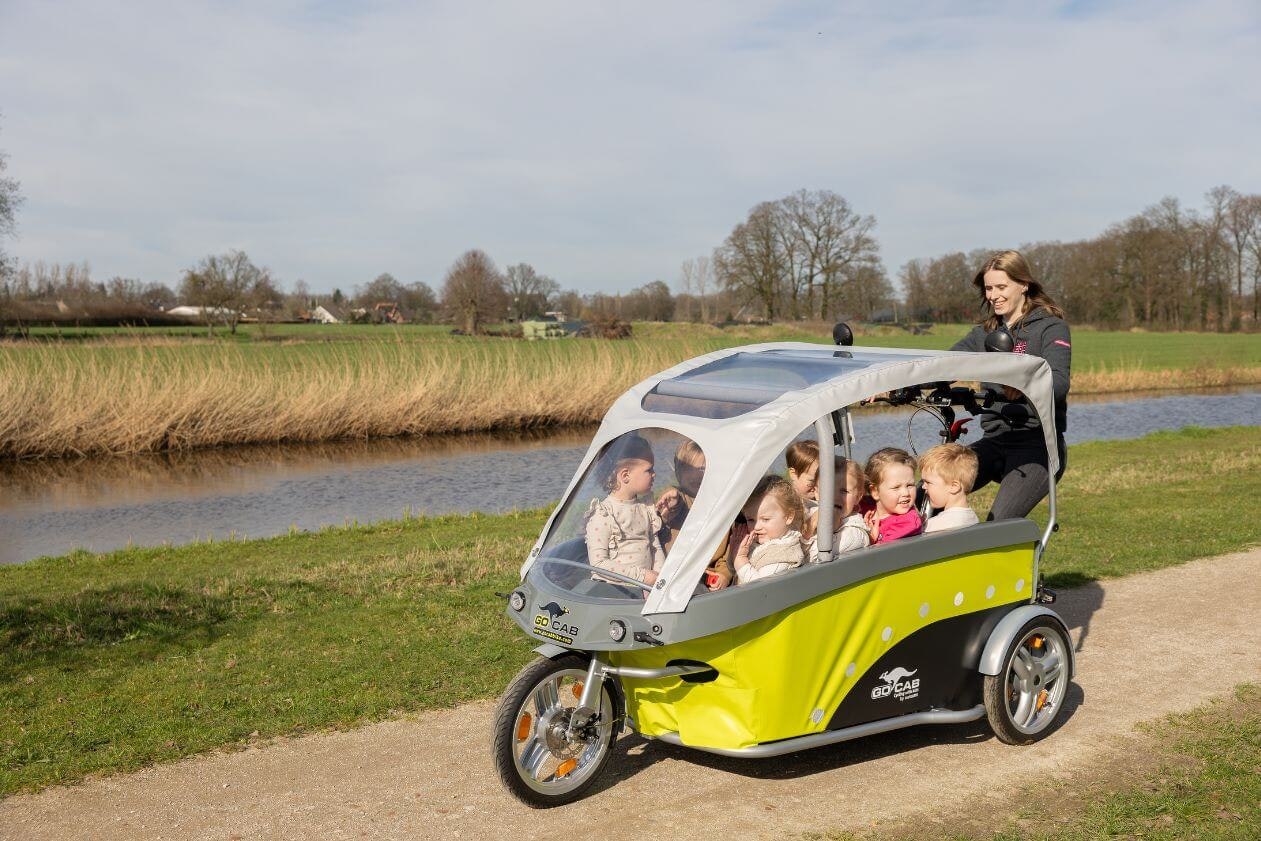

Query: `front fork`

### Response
(566, 657, 611, 740)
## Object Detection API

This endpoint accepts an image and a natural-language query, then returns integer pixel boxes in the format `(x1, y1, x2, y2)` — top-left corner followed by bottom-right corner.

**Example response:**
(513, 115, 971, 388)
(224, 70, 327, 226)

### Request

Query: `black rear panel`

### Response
(829, 602, 1020, 730)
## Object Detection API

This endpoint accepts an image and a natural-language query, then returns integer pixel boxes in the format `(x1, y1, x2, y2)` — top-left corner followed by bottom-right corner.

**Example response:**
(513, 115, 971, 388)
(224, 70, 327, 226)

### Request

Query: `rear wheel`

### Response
(491, 654, 617, 808)
(984, 618, 1071, 744)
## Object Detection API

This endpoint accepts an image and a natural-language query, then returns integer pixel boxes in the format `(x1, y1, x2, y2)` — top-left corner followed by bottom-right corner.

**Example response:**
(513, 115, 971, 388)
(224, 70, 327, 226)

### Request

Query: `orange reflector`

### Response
(556, 758, 578, 778)
(1035, 689, 1049, 712)
(571, 682, 583, 700)
(516, 712, 532, 742)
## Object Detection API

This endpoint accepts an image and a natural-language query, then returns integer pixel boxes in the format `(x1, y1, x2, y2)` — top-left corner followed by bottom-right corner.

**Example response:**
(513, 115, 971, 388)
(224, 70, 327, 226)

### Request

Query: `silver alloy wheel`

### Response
(510, 666, 615, 796)
(1002, 624, 1069, 735)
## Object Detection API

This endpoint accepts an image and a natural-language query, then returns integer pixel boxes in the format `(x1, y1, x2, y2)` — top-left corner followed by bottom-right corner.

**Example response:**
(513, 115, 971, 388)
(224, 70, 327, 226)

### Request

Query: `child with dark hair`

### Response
(584, 434, 666, 585)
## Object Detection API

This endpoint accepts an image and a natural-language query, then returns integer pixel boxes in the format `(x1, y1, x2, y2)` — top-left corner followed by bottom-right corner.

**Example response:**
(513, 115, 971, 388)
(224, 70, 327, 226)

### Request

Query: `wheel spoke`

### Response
(1011, 648, 1033, 682)
(533, 679, 560, 714)
(518, 737, 547, 775)
(1041, 653, 1064, 686)
(526, 741, 555, 782)
(1011, 687, 1035, 727)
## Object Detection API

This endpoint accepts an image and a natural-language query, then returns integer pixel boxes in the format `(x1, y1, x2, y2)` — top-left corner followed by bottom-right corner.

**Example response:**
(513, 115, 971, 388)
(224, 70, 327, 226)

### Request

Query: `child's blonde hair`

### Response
(918, 443, 979, 492)
(673, 439, 705, 473)
(759, 479, 806, 531)
(785, 440, 820, 477)
(865, 447, 917, 491)
(599, 434, 655, 492)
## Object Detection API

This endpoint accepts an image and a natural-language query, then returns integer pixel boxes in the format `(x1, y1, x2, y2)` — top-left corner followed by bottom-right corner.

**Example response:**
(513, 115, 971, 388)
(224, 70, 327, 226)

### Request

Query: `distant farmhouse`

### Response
(522, 311, 585, 339)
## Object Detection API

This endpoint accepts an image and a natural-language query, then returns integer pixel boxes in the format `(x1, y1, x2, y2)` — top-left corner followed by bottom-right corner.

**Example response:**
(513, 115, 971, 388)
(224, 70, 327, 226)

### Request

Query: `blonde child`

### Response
(785, 440, 821, 514)
(584, 434, 666, 585)
(654, 440, 735, 590)
(734, 480, 806, 584)
(920, 443, 980, 534)
(806, 456, 871, 562)
(863, 447, 923, 544)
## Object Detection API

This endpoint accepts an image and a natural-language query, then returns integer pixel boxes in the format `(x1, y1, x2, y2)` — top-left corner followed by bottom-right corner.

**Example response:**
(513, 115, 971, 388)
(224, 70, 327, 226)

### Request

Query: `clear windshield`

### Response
(534, 428, 706, 601)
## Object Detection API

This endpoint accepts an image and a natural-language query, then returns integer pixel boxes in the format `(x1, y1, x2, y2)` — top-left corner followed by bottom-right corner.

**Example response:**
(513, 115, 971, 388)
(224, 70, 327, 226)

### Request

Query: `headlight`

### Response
(509, 591, 526, 612)
(608, 620, 627, 642)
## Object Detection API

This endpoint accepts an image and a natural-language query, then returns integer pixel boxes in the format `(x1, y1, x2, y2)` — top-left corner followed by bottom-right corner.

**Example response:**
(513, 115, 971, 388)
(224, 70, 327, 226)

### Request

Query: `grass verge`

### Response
(2, 426, 1259, 796)
(806, 684, 1261, 840)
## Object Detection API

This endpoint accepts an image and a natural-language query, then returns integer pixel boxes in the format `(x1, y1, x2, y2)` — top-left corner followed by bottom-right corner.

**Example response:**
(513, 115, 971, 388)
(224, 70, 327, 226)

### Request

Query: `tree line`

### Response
(3, 117, 1259, 333)
(898, 186, 1261, 330)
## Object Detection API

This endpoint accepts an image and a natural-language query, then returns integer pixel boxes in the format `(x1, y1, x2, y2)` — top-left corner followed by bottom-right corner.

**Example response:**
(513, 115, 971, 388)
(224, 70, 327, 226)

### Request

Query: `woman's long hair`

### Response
(973, 250, 1064, 331)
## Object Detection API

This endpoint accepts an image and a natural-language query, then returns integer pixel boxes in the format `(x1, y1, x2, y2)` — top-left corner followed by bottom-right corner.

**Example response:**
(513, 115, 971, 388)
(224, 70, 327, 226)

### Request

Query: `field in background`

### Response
(2, 322, 1260, 458)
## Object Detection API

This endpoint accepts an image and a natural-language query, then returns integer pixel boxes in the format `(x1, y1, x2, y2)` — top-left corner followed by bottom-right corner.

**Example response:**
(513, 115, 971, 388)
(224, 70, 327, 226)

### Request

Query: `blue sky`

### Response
(1, 0, 1259, 295)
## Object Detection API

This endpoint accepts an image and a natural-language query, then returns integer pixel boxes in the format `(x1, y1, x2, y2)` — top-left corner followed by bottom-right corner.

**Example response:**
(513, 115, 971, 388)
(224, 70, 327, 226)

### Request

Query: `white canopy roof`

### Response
(523, 341, 1060, 615)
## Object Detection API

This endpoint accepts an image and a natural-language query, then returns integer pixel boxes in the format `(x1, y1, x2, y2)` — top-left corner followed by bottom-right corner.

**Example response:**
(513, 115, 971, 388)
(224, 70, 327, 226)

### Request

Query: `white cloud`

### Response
(1, 0, 1259, 293)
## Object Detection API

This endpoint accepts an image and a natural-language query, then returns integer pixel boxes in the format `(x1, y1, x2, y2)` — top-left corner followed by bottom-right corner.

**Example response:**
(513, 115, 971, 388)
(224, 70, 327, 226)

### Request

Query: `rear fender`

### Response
(978, 605, 1075, 678)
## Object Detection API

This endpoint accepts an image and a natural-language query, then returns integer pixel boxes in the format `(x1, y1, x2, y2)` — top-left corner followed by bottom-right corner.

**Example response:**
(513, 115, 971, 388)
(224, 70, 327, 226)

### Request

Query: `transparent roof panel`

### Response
(641, 348, 923, 419)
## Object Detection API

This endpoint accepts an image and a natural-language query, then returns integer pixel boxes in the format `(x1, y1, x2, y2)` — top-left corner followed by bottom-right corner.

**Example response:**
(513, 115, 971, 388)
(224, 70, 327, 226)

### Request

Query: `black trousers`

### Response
(970, 434, 1067, 521)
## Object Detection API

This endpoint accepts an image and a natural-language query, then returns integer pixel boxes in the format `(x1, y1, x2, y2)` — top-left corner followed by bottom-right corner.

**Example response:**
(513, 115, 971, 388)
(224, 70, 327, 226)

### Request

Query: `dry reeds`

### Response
(0, 339, 707, 459)
(1073, 364, 1261, 394)
(2, 337, 1259, 460)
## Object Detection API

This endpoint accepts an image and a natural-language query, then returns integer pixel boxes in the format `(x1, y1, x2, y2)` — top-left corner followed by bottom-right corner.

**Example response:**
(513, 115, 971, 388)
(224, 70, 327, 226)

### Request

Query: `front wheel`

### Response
(983, 618, 1071, 744)
(492, 654, 618, 808)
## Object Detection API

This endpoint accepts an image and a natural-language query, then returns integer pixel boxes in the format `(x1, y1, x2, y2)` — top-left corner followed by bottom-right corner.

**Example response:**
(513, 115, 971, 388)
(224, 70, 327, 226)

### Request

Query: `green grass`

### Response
(2, 426, 1259, 795)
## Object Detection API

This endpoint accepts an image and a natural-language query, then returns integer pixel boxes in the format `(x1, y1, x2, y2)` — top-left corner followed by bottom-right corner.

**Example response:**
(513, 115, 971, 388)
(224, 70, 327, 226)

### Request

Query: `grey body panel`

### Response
(653, 705, 986, 758)
(532, 643, 572, 660)
(978, 605, 1075, 677)
(508, 518, 1040, 652)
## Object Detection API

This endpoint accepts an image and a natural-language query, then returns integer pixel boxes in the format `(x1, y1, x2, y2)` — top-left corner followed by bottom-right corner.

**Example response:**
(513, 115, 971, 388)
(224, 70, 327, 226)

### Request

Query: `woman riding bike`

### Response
(951, 250, 1070, 520)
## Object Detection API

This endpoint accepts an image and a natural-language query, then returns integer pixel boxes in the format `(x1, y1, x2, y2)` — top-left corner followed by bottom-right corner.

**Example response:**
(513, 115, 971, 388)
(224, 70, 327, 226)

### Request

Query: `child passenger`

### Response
(863, 447, 923, 545)
(919, 443, 981, 534)
(655, 440, 734, 590)
(785, 440, 821, 515)
(584, 434, 667, 586)
(733, 479, 806, 585)
(806, 456, 871, 562)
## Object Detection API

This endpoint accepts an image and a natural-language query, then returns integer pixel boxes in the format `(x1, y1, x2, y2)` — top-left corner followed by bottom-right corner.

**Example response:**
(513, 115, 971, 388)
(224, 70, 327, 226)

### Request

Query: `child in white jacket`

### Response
(734, 479, 806, 584)
(807, 456, 871, 562)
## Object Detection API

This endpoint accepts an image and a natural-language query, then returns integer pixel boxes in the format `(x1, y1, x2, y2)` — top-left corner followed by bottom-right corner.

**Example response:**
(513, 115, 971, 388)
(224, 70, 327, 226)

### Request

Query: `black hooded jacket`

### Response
(950, 307, 1071, 440)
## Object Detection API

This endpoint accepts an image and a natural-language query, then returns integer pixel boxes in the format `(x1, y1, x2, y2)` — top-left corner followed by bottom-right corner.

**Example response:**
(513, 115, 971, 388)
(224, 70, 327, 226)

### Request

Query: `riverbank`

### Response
(2, 426, 1259, 795)
(2, 323, 1260, 458)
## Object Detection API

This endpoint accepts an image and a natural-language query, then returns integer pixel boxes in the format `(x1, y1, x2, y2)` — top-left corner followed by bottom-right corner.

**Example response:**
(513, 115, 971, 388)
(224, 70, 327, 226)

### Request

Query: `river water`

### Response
(1, 387, 1257, 565)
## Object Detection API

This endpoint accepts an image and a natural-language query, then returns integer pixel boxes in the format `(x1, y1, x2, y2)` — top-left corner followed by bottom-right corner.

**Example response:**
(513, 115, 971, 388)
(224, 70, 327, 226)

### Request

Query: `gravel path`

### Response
(3, 549, 1259, 840)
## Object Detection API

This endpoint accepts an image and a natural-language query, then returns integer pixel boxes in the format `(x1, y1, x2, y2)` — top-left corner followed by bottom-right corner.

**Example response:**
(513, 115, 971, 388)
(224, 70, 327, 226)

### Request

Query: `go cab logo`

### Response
(871, 667, 920, 702)
(533, 601, 579, 645)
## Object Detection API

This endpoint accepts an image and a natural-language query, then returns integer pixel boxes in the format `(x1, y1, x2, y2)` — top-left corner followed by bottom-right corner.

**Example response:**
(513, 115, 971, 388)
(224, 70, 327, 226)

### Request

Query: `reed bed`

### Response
(0, 339, 710, 458)
(3, 330, 1260, 459)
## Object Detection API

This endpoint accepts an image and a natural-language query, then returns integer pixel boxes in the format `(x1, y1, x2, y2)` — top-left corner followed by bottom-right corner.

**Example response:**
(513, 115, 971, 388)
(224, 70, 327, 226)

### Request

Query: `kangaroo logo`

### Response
(538, 602, 569, 621)
(880, 667, 918, 685)
(871, 666, 921, 702)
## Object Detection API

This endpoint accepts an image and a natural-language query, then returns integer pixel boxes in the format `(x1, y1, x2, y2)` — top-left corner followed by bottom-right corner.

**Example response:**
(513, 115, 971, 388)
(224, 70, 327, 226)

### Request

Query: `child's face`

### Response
(872, 464, 915, 516)
(788, 463, 819, 500)
(753, 496, 793, 541)
(921, 469, 960, 509)
(619, 459, 655, 497)
(835, 468, 864, 521)
(675, 458, 705, 497)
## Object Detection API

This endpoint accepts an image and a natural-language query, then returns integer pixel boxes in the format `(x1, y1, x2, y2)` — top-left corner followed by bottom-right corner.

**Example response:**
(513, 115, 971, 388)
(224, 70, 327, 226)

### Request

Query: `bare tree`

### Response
(0, 124, 22, 296)
(441, 249, 507, 334)
(678, 256, 715, 322)
(504, 263, 559, 320)
(180, 250, 266, 335)
(714, 202, 788, 319)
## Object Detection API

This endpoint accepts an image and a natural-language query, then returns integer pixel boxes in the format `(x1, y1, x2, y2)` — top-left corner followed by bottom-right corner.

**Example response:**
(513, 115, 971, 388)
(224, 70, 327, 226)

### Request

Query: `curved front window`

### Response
(534, 428, 706, 601)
